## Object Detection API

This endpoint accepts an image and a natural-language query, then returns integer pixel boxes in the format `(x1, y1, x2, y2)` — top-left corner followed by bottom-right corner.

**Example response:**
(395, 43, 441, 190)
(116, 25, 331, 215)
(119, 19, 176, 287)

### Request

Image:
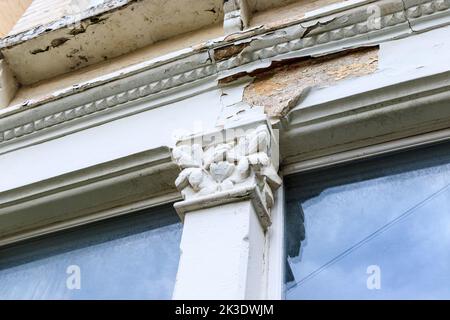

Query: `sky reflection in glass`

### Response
(285, 143, 450, 299)
(0, 204, 182, 300)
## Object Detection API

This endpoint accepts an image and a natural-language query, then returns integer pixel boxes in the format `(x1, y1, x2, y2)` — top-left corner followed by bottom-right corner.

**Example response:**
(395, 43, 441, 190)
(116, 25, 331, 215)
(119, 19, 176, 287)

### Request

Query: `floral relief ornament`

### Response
(172, 125, 282, 210)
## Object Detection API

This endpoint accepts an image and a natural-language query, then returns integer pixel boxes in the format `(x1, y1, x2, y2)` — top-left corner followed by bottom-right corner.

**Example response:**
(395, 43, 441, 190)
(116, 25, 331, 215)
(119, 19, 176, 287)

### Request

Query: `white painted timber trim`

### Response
(173, 200, 267, 299)
(172, 117, 281, 300)
(282, 126, 450, 175)
(0, 191, 181, 248)
(0, 146, 181, 245)
(0, 75, 219, 156)
(265, 184, 286, 300)
(1, 0, 450, 153)
(279, 69, 450, 174)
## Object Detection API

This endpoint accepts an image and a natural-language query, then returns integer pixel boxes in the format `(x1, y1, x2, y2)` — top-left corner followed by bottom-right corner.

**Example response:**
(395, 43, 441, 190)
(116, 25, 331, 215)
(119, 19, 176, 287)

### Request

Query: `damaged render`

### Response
(221, 46, 379, 119)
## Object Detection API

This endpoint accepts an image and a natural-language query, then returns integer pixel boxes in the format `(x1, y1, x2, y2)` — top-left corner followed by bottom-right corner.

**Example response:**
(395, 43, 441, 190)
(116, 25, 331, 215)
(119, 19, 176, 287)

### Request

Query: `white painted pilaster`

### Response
(171, 120, 282, 299)
(173, 201, 266, 299)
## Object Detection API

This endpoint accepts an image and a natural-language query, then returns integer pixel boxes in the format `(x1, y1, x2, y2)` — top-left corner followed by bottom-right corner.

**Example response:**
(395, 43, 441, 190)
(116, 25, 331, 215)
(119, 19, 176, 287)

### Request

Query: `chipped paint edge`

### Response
(0, 0, 449, 150)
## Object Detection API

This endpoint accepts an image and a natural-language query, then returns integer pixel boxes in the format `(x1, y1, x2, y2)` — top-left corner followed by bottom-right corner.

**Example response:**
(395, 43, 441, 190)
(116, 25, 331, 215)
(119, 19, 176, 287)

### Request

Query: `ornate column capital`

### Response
(171, 120, 281, 229)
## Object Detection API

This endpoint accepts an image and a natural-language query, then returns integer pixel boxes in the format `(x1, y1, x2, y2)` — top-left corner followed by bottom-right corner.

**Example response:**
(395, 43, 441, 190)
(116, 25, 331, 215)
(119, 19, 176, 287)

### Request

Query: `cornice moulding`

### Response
(0, 0, 225, 84)
(0, 0, 449, 153)
(280, 69, 450, 174)
(0, 146, 181, 245)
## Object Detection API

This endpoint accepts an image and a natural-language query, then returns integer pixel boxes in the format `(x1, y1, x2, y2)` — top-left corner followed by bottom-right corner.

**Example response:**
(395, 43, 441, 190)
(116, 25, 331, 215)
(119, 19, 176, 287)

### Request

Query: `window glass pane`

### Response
(285, 142, 450, 299)
(0, 204, 182, 300)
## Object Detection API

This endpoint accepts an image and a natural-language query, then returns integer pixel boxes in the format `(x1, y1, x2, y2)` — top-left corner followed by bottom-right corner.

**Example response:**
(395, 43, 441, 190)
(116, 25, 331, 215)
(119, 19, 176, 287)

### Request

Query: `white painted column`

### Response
(171, 121, 282, 299)
(173, 201, 265, 299)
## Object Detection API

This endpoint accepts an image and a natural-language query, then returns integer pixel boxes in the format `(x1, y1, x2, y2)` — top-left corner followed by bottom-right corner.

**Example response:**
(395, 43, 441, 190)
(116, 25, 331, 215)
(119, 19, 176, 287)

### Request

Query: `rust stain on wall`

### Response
(243, 47, 379, 118)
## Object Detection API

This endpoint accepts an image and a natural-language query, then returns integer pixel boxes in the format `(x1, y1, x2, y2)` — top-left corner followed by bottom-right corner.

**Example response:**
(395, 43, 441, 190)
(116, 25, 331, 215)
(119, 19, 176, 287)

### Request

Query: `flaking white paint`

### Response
(0, 88, 222, 192)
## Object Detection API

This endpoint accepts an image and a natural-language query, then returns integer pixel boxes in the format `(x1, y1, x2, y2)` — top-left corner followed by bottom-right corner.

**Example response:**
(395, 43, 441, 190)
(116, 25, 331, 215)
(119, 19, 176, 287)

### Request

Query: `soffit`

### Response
(0, 0, 301, 85)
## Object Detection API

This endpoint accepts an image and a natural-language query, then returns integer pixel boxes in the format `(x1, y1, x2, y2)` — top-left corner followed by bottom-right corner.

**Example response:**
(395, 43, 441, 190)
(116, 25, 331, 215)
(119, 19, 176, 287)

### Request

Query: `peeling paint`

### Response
(51, 37, 70, 48)
(2, 0, 448, 112)
(242, 47, 379, 118)
(300, 16, 336, 38)
(1, 0, 224, 85)
(31, 47, 50, 55)
(27, 17, 107, 57)
(2, 0, 138, 48)
(214, 42, 249, 61)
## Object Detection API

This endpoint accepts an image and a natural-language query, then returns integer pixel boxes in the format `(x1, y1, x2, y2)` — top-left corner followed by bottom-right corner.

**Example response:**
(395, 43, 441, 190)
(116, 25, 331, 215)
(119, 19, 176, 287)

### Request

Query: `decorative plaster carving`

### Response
(172, 124, 281, 224)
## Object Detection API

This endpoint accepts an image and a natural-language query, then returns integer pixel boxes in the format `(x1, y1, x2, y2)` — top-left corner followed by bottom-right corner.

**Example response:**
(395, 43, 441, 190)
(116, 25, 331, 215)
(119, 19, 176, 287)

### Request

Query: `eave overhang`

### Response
(0, 0, 225, 85)
(1, 0, 449, 151)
